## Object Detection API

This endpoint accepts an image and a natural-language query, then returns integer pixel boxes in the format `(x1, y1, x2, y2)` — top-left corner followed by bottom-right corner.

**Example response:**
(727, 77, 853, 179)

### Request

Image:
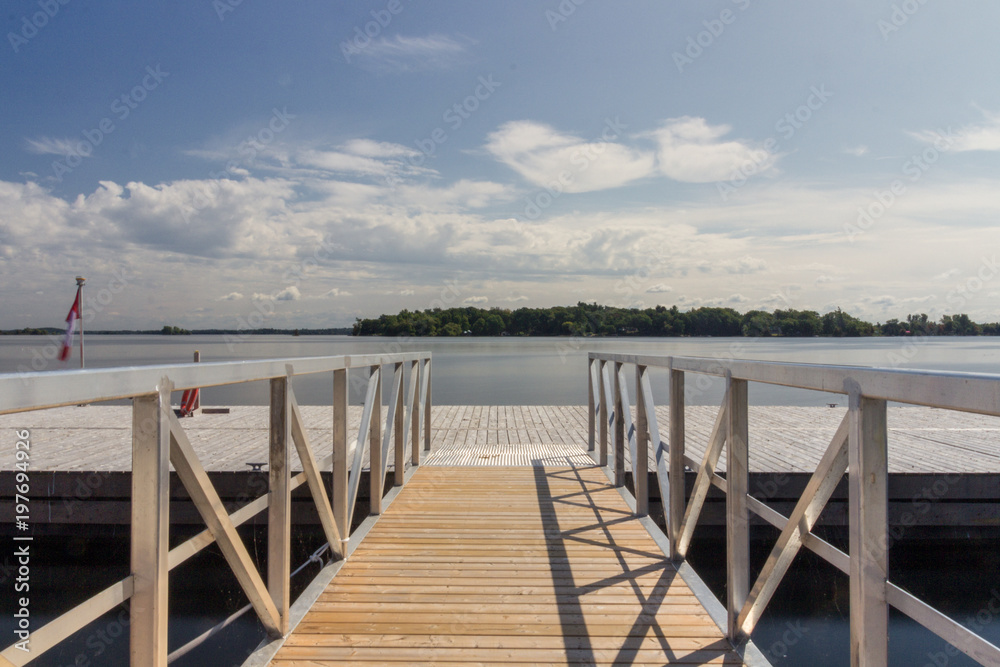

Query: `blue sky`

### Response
(3, 1, 1000, 329)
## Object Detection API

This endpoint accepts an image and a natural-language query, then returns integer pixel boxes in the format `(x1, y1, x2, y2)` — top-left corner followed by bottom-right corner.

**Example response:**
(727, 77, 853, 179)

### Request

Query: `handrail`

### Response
(0, 352, 426, 415)
(588, 352, 1000, 667)
(0, 352, 432, 667)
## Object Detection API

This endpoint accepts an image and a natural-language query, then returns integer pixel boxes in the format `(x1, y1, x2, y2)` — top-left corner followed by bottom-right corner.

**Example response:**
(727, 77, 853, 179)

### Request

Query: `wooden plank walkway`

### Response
(3, 405, 1000, 474)
(269, 466, 744, 666)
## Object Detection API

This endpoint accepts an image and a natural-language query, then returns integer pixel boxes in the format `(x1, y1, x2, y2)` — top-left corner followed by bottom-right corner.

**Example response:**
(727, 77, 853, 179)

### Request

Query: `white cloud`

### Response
(502, 295, 529, 302)
(24, 136, 83, 157)
(931, 268, 961, 282)
(646, 284, 672, 293)
(843, 145, 869, 157)
(321, 288, 351, 298)
(298, 149, 396, 177)
(350, 34, 470, 73)
(252, 286, 301, 301)
(653, 117, 776, 183)
(217, 292, 244, 301)
(296, 139, 434, 184)
(464, 296, 488, 304)
(395, 179, 510, 210)
(722, 255, 768, 274)
(912, 108, 1000, 152)
(484, 121, 655, 193)
(728, 293, 750, 303)
(399, 289, 415, 296)
(275, 285, 301, 301)
(10, 147, 1000, 328)
(342, 139, 420, 159)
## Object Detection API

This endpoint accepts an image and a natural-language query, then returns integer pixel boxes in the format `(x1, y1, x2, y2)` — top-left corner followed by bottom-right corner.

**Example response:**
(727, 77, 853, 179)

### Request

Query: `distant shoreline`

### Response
(1, 328, 354, 336)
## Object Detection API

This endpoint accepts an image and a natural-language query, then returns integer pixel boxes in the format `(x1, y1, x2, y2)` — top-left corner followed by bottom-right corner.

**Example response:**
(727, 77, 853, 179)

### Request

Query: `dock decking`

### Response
(269, 465, 744, 666)
(3, 404, 1000, 474)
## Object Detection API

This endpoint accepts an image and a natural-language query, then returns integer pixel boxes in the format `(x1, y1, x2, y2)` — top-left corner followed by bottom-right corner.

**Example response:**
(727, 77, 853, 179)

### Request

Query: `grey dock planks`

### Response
(2, 405, 1000, 474)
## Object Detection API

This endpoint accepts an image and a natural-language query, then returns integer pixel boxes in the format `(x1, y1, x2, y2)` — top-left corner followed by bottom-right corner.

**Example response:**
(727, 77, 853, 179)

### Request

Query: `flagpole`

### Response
(75, 276, 85, 369)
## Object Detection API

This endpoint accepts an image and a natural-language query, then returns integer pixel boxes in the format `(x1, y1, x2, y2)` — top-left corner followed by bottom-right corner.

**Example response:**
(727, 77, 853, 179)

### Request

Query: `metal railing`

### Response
(0, 352, 432, 667)
(587, 352, 1000, 667)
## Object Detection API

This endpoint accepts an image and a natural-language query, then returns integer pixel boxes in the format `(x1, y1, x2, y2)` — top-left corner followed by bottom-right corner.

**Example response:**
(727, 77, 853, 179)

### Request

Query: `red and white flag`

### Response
(59, 289, 82, 361)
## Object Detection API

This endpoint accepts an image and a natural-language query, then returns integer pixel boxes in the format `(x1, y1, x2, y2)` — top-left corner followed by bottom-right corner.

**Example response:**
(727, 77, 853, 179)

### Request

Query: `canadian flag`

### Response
(59, 289, 82, 362)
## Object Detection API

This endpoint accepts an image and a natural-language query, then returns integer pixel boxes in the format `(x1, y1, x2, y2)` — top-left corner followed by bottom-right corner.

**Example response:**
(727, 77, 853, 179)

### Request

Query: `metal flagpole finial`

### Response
(76, 275, 86, 286)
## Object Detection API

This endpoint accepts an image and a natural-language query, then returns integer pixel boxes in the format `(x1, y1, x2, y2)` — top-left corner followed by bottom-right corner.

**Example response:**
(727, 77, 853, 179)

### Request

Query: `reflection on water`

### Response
(4, 334, 1000, 405)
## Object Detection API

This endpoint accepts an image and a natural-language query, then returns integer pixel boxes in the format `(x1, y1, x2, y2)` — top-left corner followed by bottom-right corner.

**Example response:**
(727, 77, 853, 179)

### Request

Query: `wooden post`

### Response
(411, 360, 421, 466)
(191, 351, 201, 413)
(394, 362, 405, 487)
(369, 365, 383, 515)
(423, 358, 432, 452)
(634, 365, 649, 517)
(613, 361, 625, 488)
(669, 366, 686, 561)
(268, 375, 291, 635)
(332, 369, 349, 549)
(587, 358, 596, 452)
(130, 382, 171, 667)
(849, 391, 888, 666)
(598, 360, 609, 467)
(726, 374, 749, 642)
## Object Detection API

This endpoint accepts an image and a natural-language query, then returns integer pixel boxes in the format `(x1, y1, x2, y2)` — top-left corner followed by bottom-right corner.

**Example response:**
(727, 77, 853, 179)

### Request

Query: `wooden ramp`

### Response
(270, 466, 744, 666)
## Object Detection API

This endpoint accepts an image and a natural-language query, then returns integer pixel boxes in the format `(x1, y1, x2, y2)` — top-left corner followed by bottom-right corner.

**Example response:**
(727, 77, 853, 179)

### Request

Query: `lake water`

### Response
(4, 334, 1000, 406)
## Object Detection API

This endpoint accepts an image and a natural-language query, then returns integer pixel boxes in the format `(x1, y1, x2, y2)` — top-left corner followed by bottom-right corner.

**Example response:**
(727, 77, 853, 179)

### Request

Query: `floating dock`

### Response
(2, 405, 997, 535)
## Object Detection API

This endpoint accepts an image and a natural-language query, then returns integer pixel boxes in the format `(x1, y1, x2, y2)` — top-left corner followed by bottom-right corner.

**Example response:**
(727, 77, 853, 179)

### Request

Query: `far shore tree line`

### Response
(4, 305, 995, 339)
(352, 303, 1000, 338)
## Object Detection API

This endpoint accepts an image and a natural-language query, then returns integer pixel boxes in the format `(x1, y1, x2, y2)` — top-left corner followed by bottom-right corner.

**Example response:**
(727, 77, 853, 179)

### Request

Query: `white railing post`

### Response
(634, 365, 649, 517)
(332, 368, 349, 549)
(849, 389, 889, 666)
(597, 359, 614, 467)
(130, 381, 171, 667)
(423, 358, 432, 452)
(268, 374, 291, 635)
(588, 357, 596, 452)
(613, 361, 626, 488)
(369, 365, 383, 515)
(726, 373, 749, 643)
(410, 360, 421, 466)
(668, 365, 685, 561)
(394, 362, 405, 487)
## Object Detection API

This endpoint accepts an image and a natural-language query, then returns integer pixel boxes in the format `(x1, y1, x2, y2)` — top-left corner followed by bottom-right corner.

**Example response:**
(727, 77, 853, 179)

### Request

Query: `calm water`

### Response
(4, 334, 1000, 406)
(3, 334, 999, 666)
